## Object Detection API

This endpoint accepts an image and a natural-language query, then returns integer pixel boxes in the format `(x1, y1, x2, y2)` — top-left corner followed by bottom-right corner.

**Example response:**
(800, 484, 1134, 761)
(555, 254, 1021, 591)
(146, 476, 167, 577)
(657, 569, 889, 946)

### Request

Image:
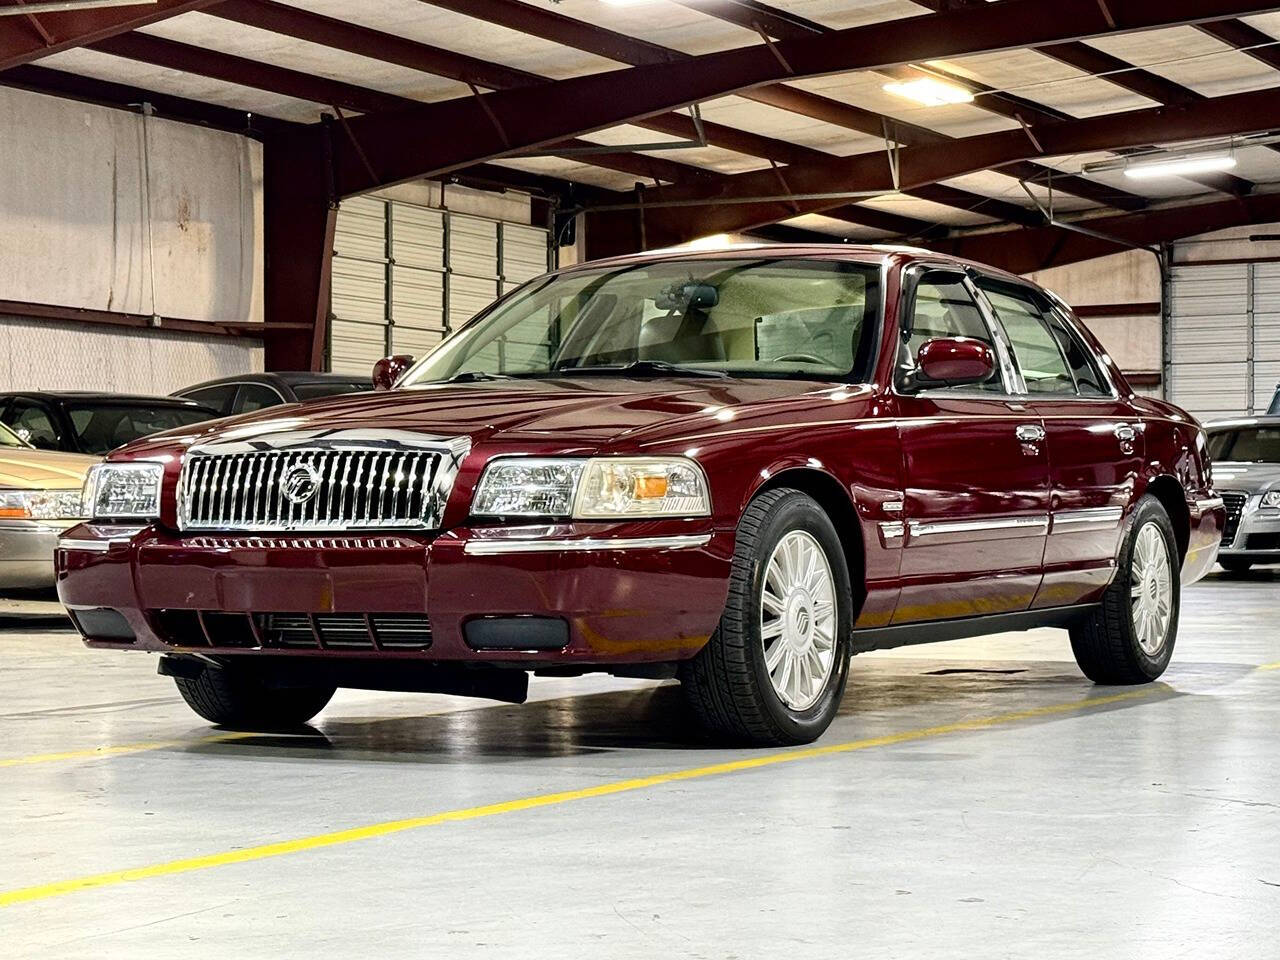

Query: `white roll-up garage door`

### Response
(328, 198, 551, 376)
(1167, 263, 1252, 420)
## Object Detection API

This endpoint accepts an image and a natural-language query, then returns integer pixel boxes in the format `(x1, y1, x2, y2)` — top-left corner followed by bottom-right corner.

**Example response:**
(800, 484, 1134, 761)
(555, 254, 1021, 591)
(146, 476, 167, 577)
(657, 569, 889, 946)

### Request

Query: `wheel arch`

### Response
(1144, 474, 1190, 562)
(746, 466, 867, 612)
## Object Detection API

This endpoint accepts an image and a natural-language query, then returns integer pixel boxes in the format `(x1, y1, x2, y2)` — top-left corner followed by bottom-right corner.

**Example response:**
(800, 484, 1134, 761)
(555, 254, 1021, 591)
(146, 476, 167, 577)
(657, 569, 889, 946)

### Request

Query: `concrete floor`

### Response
(2, 571, 1279, 959)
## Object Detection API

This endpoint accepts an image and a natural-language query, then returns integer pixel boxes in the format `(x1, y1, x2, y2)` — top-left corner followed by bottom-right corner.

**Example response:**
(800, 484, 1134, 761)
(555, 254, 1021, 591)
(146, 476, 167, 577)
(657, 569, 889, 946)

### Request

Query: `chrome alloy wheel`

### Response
(1130, 522, 1174, 656)
(760, 530, 838, 710)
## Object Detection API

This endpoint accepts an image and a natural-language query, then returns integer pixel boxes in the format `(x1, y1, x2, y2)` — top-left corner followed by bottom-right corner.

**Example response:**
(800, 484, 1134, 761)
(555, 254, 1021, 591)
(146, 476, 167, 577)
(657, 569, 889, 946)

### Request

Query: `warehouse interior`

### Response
(3, 1, 1280, 956)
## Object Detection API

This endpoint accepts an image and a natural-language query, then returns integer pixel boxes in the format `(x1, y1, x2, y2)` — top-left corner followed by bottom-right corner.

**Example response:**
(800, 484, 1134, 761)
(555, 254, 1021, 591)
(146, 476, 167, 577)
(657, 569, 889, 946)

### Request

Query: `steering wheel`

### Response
(770, 353, 827, 365)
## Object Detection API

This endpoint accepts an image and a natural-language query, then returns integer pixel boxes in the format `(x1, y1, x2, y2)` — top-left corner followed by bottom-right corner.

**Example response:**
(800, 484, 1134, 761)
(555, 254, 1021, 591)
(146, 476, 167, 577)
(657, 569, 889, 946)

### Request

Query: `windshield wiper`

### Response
(556, 359, 728, 379)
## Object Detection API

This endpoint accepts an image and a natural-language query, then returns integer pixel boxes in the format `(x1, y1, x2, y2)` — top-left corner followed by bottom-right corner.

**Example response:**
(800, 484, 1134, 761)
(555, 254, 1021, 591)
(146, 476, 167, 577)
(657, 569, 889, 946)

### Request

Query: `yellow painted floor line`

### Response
(0, 732, 257, 769)
(0, 687, 1160, 909)
(1259, 661, 1280, 671)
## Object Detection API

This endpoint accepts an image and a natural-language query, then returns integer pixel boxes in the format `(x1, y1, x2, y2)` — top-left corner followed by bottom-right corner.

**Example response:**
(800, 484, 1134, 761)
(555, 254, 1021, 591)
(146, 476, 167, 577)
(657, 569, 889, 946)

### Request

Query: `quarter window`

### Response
(979, 283, 1075, 396)
(234, 384, 285, 414)
(1045, 310, 1108, 397)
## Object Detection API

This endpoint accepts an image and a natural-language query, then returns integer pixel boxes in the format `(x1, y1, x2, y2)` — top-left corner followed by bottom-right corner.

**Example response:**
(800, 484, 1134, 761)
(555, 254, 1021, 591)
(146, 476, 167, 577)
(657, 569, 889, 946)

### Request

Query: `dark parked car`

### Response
(1207, 416, 1280, 571)
(0, 392, 217, 456)
(173, 372, 372, 416)
(56, 246, 1223, 746)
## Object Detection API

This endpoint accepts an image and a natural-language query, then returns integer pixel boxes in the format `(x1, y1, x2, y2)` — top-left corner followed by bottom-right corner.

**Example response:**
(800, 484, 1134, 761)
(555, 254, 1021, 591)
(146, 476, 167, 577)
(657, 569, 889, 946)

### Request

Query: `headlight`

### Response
(1263, 490, 1280, 509)
(473, 456, 710, 519)
(83, 463, 164, 520)
(0, 488, 85, 521)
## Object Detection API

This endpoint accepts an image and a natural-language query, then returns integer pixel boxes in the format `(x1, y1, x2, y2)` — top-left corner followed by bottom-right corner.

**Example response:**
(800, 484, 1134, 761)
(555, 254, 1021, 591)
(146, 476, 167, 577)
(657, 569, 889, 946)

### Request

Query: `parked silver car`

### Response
(0, 422, 95, 590)
(1207, 417, 1280, 571)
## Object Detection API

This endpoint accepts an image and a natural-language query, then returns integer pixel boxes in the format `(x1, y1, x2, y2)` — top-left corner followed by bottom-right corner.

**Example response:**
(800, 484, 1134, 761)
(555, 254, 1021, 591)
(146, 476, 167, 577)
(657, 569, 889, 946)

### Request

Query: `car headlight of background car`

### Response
(82, 463, 165, 520)
(473, 456, 710, 519)
(1263, 490, 1280, 509)
(0, 488, 85, 521)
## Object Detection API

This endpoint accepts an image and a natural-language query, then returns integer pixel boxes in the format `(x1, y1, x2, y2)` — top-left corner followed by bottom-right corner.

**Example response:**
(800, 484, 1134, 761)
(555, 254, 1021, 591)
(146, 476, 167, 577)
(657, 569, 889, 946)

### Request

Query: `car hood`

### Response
(121, 376, 852, 456)
(0, 450, 97, 489)
(1214, 461, 1280, 494)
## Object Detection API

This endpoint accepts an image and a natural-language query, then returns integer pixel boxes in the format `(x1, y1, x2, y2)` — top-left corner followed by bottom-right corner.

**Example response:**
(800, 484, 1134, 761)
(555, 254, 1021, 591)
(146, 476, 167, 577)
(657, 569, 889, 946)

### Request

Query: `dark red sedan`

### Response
(56, 246, 1224, 745)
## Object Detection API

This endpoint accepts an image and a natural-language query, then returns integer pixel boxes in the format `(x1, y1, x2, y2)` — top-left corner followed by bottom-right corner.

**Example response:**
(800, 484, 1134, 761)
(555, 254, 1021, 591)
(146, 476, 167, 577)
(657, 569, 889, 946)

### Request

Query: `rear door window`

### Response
(978, 281, 1076, 396)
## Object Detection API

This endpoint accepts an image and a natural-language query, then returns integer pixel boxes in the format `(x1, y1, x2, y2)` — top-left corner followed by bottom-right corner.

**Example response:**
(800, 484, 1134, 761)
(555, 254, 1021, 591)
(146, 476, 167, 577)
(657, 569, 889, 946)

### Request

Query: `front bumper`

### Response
(1218, 495, 1280, 562)
(55, 521, 732, 665)
(0, 519, 80, 590)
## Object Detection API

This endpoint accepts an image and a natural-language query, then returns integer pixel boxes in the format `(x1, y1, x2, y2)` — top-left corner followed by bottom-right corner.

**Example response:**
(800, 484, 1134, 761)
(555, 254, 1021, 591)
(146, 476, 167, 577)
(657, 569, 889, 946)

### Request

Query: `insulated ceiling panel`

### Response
(36, 46, 324, 121)
(941, 49, 1158, 118)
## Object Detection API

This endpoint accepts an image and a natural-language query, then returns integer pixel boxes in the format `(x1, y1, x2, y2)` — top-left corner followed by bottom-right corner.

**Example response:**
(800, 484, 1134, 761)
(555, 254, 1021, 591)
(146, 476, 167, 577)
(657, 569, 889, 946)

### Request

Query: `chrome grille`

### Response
(180, 448, 449, 531)
(1221, 491, 1248, 546)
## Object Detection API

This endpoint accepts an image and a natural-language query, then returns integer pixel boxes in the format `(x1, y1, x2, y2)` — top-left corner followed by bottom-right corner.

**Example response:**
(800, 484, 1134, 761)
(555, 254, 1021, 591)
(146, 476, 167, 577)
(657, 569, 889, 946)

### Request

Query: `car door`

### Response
(890, 265, 1051, 625)
(973, 277, 1143, 608)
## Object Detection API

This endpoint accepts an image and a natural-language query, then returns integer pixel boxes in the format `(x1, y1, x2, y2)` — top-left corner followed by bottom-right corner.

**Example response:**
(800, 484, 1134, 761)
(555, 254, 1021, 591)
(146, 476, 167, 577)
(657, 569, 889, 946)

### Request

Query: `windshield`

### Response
(400, 258, 881, 386)
(0, 421, 29, 449)
(1209, 427, 1280, 463)
(68, 404, 216, 455)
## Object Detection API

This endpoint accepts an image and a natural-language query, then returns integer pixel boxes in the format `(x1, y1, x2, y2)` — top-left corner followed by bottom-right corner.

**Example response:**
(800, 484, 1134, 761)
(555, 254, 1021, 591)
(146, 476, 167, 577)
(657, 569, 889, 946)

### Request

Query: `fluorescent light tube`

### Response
(883, 77, 975, 107)
(1123, 153, 1238, 180)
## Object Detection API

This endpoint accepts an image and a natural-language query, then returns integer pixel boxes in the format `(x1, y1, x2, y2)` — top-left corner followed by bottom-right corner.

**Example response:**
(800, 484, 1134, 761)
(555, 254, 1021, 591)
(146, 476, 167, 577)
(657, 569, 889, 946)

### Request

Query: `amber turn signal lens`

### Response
(633, 475, 668, 499)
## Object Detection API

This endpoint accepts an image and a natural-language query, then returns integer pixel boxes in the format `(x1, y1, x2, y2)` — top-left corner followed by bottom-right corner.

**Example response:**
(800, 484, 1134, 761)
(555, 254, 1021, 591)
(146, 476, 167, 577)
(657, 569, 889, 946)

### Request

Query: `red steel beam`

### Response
(584, 85, 1280, 250)
(1197, 19, 1280, 71)
(334, 0, 1280, 198)
(929, 193, 1280, 273)
(419, 0, 1140, 215)
(0, 0, 218, 70)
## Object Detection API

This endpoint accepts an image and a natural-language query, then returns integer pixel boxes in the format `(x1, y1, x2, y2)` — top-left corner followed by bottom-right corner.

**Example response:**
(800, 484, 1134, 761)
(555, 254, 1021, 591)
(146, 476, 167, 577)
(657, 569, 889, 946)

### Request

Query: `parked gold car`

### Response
(1, 422, 96, 590)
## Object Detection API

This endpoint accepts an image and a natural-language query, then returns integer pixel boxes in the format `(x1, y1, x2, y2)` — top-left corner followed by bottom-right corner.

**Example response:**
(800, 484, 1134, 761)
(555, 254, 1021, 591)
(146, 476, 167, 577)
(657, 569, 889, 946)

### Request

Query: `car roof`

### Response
(560, 242, 1028, 285)
(1, 390, 212, 407)
(177, 372, 370, 389)
(1206, 416, 1280, 429)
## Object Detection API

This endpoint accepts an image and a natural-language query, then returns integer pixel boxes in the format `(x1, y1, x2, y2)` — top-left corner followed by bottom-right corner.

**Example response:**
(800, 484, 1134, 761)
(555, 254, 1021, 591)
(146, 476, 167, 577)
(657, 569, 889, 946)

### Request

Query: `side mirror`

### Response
(913, 337, 995, 388)
(372, 354, 414, 391)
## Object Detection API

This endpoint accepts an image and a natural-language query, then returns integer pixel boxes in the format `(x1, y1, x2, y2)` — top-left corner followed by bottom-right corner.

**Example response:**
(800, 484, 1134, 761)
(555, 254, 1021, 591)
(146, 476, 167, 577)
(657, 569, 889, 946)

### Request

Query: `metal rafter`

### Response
(682, 0, 1244, 201)
(0, 0, 217, 69)
(419, 0, 1142, 217)
(931, 192, 1280, 272)
(583, 85, 1280, 251)
(329, 0, 1280, 200)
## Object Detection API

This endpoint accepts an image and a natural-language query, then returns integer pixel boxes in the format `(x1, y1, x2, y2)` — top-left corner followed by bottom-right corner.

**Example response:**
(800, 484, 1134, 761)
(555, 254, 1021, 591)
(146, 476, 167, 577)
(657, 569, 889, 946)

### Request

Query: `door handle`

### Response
(1016, 423, 1045, 443)
(1115, 423, 1137, 443)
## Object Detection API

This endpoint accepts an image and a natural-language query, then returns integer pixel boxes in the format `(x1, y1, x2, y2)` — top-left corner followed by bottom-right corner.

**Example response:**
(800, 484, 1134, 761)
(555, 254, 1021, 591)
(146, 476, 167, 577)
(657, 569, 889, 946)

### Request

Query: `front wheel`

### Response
(174, 663, 335, 729)
(1070, 495, 1179, 684)
(679, 489, 853, 745)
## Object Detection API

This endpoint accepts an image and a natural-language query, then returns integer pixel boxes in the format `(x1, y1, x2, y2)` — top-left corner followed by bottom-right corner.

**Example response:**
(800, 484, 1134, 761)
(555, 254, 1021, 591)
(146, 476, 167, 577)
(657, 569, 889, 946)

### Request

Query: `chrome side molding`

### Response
(908, 515, 1050, 538)
(464, 533, 712, 556)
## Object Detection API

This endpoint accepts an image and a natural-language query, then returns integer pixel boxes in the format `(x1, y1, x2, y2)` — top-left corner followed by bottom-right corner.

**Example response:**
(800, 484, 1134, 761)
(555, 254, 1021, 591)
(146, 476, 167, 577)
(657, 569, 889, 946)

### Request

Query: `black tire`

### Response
(679, 489, 854, 746)
(1070, 495, 1180, 685)
(174, 663, 334, 729)
(1218, 557, 1254, 573)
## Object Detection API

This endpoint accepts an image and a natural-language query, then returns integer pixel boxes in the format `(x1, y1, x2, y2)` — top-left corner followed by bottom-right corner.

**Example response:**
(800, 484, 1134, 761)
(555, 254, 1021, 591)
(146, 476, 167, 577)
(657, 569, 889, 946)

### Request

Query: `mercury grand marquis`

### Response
(56, 246, 1225, 745)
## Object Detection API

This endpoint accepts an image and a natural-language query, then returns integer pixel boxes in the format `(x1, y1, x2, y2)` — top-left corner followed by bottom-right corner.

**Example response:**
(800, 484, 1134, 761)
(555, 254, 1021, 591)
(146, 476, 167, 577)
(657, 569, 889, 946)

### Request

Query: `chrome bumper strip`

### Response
(464, 533, 712, 556)
(57, 538, 113, 553)
(1195, 496, 1225, 511)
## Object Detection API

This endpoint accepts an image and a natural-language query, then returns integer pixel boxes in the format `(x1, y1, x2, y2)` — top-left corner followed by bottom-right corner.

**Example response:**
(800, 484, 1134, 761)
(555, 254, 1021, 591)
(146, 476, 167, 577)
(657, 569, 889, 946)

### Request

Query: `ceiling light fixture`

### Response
(883, 77, 975, 107)
(1122, 150, 1238, 180)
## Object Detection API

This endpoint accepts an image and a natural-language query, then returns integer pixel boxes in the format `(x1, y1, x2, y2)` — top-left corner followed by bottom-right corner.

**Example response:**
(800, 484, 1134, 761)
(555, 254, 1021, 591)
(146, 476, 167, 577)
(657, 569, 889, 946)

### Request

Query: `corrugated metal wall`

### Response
(1168, 263, 1280, 420)
(329, 197, 551, 376)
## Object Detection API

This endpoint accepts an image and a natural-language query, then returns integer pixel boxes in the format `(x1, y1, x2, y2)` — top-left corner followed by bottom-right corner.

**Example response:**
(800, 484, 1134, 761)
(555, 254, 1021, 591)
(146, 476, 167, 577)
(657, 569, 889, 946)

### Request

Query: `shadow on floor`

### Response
(177, 665, 1192, 766)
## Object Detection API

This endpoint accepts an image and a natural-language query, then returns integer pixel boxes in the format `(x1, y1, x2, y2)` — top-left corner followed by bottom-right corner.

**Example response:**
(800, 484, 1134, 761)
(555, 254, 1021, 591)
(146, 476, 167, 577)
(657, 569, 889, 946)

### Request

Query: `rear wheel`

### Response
(174, 663, 334, 729)
(679, 489, 853, 746)
(1218, 557, 1254, 573)
(1070, 495, 1179, 684)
